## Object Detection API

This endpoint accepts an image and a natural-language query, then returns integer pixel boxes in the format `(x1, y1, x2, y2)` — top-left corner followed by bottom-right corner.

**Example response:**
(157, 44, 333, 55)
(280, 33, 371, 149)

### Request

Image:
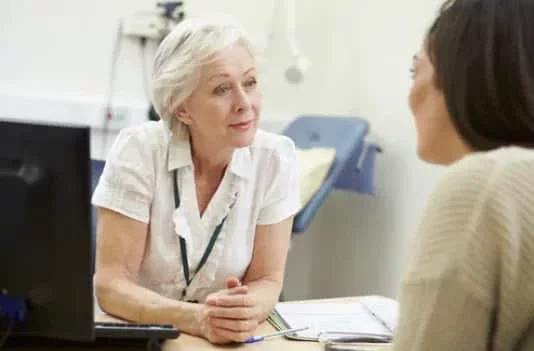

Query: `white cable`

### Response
(263, 0, 283, 59)
(102, 19, 123, 151)
(283, 0, 311, 84)
(285, 0, 300, 58)
(104, 20, 123, 117)
(139, 39, 150, 101)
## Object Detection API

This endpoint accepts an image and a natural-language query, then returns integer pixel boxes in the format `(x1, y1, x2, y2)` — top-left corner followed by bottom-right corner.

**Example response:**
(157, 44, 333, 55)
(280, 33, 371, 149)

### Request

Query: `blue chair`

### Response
(282, 115, 377, 234)
(90, 159, 105, 264)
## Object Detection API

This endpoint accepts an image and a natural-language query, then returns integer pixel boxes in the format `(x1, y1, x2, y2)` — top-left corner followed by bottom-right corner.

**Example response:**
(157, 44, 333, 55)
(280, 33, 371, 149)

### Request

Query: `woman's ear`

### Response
(175, 105, 193, 125)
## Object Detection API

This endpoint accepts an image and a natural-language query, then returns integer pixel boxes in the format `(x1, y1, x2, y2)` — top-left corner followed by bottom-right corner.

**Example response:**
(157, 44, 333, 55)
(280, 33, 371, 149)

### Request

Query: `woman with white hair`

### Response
(91, 15, 300, 344)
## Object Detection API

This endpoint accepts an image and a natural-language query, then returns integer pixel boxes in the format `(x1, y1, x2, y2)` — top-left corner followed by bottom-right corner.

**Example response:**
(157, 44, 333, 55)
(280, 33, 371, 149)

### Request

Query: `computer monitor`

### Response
(0, 119, 94, 341)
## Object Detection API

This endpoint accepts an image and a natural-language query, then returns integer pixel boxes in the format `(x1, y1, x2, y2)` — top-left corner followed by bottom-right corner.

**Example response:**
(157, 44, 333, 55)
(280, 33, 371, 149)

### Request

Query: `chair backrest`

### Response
(90, 159, 105, 270)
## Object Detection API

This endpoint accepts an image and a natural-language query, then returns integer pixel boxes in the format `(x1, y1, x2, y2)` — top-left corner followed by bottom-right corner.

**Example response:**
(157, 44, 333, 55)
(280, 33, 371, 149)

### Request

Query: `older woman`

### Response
(91, 15, 300, 344)
(393, 0, 534, 350)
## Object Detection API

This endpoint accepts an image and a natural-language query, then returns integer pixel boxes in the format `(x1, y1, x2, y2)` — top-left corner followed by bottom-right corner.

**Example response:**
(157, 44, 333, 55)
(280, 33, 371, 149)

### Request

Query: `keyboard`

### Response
(4, 322, 180, 349)
(94, 321, 180, 340)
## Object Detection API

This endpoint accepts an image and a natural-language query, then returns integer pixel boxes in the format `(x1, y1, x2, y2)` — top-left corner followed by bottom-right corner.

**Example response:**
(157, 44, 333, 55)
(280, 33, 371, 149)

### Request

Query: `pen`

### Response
(244, 326, 311, 344)
(360, 302, 393, 334)
(321, 333, 392, 343)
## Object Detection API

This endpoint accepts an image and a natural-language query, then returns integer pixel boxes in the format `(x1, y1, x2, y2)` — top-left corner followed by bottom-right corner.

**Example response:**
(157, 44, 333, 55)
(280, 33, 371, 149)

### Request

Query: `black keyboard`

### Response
(94, 321, 180, 340)
(4, 322, 180, 350)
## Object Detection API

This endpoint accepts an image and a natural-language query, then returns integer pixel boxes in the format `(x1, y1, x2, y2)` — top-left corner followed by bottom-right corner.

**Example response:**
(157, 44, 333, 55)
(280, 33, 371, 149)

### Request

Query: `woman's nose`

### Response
(233, 87, 252, 113)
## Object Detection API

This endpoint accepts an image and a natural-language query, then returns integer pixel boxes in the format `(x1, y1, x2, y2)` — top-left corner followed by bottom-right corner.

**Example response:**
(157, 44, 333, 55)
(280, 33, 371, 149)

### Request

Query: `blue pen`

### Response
(244, 326, 311, 344)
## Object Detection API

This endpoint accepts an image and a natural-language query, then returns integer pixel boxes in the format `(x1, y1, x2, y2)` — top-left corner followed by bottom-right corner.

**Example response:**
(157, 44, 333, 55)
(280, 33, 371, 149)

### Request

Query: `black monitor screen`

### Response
(0, 119, 94, 341)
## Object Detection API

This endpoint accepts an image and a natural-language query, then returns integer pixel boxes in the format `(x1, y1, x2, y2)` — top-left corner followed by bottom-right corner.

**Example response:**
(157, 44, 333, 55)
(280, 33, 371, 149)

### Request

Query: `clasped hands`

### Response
(199, 276, 263, 344)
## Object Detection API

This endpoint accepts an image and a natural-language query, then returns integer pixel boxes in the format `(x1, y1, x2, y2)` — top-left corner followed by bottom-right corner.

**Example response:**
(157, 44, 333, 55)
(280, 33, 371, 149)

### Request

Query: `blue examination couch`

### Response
(282, 115, 377, 233)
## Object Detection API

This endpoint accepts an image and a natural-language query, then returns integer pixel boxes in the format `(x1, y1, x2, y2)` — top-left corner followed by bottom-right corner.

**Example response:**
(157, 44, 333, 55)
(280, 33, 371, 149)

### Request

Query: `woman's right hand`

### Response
(198, 278, 249, 344)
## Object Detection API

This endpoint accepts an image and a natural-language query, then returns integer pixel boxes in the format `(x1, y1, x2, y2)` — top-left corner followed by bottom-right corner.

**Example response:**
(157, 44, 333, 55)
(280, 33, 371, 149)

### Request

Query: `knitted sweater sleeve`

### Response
(392, 155, 504, 351)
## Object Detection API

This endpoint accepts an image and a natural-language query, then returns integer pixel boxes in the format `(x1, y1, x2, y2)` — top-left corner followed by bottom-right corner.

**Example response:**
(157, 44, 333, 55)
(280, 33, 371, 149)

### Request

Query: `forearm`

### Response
(242, 219, 293, 321)
(244, 277, 283, 320)
(95, 276, 203, 336)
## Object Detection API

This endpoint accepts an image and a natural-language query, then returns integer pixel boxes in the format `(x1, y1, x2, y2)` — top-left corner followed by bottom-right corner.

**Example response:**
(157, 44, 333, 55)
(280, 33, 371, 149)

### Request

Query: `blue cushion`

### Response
(282, 116, 369, 233)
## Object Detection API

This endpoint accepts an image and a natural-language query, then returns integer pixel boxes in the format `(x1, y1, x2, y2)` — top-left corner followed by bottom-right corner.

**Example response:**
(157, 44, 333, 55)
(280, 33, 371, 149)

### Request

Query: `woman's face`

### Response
(408, 44, 467, 164)
(178, 43, 261, 150)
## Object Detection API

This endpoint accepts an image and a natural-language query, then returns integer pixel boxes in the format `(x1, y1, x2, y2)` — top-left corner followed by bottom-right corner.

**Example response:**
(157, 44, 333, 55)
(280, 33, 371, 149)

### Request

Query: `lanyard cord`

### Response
(172, 170, 227, 296)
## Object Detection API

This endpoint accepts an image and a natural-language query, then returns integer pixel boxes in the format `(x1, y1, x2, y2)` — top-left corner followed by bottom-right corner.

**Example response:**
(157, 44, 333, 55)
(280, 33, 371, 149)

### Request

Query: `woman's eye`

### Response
(244, 78, 257, 87)
(213, 85, 231, 95)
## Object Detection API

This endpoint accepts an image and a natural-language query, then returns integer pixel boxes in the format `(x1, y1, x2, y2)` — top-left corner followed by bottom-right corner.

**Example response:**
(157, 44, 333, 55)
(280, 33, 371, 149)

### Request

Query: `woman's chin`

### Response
(230, 129, 257, 148)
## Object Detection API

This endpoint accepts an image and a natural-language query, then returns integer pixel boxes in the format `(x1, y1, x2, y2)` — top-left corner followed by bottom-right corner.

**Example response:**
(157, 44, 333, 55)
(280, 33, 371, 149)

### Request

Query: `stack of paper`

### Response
(267, 296, 398, 341)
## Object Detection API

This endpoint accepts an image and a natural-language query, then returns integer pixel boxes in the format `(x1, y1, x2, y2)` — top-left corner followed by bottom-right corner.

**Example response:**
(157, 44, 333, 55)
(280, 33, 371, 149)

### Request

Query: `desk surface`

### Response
(97, 297, 391, 351)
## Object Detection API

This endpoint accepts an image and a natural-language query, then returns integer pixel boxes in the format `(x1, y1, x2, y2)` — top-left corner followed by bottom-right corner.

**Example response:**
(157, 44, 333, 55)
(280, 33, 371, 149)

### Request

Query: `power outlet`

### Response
(105, 106, 129, 128)
(122, 13, 169, 40)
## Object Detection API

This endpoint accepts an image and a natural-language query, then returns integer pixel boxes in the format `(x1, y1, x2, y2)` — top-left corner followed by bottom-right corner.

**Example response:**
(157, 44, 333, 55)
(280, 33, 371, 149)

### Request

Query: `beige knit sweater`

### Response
(392, 147, 534, 351)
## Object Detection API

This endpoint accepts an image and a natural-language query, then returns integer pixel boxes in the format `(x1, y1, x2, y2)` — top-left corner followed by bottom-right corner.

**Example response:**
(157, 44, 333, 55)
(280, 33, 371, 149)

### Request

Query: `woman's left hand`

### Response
(205, 277, 263, 342)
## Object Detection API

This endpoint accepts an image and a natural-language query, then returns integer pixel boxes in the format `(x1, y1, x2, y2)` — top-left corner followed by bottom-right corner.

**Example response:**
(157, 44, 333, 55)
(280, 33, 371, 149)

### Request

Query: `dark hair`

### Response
(426, 0, 534, 150)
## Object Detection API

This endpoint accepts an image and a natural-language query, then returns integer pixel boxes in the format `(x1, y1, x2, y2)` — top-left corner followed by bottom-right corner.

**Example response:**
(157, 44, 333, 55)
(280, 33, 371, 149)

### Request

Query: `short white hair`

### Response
(151, 14, 258, 133)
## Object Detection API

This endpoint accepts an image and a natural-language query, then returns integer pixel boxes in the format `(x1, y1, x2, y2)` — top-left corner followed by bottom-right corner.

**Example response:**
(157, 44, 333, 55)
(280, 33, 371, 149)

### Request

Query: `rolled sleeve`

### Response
(91, 128, 155, 223)
(257, 136, 301, 225)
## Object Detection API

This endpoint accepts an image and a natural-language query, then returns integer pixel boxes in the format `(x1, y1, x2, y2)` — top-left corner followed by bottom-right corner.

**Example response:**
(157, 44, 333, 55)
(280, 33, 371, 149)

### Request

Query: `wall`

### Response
(282, 0, 447, 299)
(0, 0, 446, 299)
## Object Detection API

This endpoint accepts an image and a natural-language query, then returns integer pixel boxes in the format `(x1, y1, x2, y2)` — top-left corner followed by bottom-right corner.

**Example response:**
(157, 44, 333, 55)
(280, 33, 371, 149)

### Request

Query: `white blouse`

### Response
(91, 121, 301, 303)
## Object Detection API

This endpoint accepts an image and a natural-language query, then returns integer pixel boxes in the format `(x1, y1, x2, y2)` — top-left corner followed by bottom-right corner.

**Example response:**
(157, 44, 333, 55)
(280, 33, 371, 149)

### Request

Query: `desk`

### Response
(97, 297, 391, 351)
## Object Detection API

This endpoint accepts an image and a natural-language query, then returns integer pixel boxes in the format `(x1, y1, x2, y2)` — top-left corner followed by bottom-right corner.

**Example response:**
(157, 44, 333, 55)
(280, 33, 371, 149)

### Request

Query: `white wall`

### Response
(276, 0, 448, 299)
(0, 0, 446, 299)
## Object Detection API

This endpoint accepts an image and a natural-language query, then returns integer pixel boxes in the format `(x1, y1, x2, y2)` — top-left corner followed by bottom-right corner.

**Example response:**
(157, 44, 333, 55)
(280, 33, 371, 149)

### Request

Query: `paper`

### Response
(272, 296, 398, 339)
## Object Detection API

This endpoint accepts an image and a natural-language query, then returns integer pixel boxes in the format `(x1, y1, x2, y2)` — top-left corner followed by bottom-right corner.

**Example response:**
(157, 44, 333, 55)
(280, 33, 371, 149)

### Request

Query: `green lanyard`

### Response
(172, 170, 227, 300)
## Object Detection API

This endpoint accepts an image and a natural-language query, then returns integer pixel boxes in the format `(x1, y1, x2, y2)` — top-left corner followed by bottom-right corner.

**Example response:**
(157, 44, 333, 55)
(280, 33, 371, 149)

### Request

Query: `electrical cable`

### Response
(102, 19, 124, 152)
(283, 0, 311, 83)
(139, 37, 150, 101)
(0, 319, 14, 350)
(285, 0, 300, 58)
(262, 0, 282, 60)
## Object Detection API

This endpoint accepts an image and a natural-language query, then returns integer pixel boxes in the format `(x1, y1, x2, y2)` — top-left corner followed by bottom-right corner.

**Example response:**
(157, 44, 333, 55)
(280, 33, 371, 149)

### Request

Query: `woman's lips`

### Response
(229, 120, 253, 130)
